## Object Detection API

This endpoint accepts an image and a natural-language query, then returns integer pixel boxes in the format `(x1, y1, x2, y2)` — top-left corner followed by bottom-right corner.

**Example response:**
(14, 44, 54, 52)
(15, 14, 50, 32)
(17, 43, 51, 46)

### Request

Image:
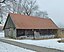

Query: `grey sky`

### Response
(37, 0, 64, 28)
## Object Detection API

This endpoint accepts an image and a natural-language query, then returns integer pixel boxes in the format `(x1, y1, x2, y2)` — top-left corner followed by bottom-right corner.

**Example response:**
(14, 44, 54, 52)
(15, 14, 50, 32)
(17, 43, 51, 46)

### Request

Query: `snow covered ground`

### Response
(0, 32, 64, 51)
(0, 32, 36, 52)
(5, 38, 64, 51)
(0, 41, 36, 52)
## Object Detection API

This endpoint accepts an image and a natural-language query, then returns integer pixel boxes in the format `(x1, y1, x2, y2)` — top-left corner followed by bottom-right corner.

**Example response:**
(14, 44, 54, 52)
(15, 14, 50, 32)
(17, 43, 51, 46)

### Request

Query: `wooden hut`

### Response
(3, 13, 58, 39)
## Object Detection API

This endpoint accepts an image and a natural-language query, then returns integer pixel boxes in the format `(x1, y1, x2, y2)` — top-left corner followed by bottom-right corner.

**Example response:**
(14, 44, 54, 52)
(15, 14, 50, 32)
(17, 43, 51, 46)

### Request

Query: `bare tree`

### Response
(0, 0, 6, 3)
(4, 0, 39, 16)
(35, 11, 44, 17)
(0, 0, 49, 24)
(17, 0, 22, 14)
(42, 11, 48, 18)
(1, 0, 48, 17)
(0, 0, 18, 24)
(35, 11, 48, 18)
(0, 4, 2, 24)
(19, 0, 48, 17)
(4, 0, 17, 13)
(0, 0, 6, 24)
(20, 0, 38, 16)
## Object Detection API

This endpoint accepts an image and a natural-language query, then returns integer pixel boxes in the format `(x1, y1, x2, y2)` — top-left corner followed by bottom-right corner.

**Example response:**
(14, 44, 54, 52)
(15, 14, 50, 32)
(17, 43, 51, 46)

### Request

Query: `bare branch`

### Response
(0, 0, 6, 3)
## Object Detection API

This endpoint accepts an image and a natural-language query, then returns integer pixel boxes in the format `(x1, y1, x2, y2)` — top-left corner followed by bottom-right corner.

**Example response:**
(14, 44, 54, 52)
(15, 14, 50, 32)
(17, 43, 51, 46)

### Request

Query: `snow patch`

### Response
(5, 38, 64, 51)
(0, 41, 36, 52)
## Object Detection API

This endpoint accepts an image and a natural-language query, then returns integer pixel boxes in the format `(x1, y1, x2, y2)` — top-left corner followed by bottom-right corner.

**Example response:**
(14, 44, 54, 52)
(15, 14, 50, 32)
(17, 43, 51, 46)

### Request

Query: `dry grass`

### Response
(57, 34, 64, 38)
(58, 40, 64, 43)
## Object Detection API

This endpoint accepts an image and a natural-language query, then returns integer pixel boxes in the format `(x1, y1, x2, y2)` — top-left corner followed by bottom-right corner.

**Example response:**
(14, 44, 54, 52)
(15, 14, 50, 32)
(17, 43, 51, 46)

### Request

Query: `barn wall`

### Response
(4, 28, 9, 37)
(16, 29, 58, 39)
(4, 16, 16, 38)
(34, 29, 58, 38)
(16, 29, 25, 37)
(16, 29, 34, 37)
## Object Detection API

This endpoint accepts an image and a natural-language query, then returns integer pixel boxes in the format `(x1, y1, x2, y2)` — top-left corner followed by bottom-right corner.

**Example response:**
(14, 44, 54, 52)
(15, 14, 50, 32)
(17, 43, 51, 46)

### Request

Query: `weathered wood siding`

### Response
(17, 29, 34, 37)
(4, 16, 16, 38)
(16, 29, 58, 39)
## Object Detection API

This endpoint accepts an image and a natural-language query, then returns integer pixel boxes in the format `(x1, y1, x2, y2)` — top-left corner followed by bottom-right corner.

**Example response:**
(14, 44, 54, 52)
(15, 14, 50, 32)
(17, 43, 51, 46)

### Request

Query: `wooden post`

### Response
(32, 29, 35, 39)
(47, 29, 48, 35)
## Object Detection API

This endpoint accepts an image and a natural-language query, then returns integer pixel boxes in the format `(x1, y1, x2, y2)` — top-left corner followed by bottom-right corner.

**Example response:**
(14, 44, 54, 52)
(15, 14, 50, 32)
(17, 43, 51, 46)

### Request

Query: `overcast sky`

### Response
(37, 0, 64, 28)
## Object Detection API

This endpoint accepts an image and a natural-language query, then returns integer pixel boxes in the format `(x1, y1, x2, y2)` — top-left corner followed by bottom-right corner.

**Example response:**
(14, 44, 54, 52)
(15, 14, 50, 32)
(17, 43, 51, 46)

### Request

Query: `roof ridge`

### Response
(10, 13, 51, 20)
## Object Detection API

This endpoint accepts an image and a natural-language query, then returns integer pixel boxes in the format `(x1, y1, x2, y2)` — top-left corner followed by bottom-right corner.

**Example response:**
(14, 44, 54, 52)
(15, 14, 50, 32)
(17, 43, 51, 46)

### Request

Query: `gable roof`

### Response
(4, 13, 58, 29)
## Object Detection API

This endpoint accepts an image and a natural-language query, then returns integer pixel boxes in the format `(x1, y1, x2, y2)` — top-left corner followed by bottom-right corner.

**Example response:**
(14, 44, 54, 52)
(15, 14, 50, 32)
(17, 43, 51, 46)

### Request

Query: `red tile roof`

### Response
(9, 13, 58, 29)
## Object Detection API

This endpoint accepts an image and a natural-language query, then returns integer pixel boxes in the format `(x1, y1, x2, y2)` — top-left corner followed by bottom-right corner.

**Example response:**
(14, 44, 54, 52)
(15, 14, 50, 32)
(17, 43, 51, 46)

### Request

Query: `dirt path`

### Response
(0, 38, 63, 52)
